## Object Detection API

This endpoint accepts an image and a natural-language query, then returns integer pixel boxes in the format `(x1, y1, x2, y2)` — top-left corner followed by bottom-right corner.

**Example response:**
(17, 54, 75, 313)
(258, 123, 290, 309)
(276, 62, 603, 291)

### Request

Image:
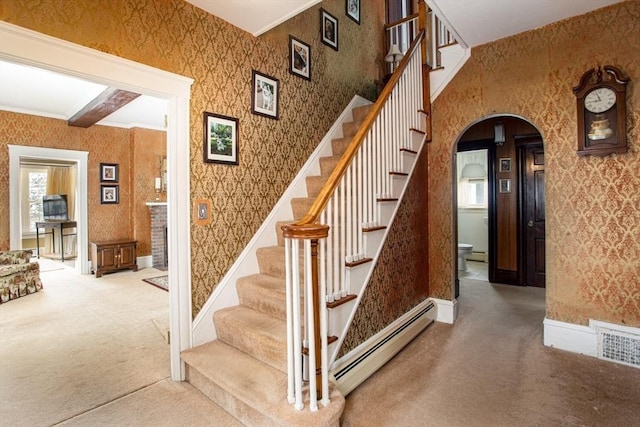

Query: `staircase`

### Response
(182, 105, 373, 426)
(182, 4, 465, 424)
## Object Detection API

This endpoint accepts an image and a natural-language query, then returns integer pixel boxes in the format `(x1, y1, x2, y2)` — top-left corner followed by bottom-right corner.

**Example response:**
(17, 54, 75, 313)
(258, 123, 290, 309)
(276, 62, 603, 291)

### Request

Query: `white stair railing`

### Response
(282, 32, 426, 412)
(385, 6, 457, 72)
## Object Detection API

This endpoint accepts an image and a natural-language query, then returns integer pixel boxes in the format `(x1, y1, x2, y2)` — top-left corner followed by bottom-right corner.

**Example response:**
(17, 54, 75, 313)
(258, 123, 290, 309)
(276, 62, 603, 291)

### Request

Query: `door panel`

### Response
(524, 145, 545, 287)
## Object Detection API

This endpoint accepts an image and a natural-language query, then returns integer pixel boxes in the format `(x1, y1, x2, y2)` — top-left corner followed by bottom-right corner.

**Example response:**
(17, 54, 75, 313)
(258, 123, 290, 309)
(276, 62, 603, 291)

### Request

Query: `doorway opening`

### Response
(454, 115, 545, 298)
(1, 22, 193, 380)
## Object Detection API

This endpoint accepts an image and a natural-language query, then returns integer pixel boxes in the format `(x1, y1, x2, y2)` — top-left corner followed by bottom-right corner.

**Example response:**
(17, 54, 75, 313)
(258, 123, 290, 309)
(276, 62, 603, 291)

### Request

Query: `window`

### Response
(20, 166, 48, 235)
(463, 178, 488, 208)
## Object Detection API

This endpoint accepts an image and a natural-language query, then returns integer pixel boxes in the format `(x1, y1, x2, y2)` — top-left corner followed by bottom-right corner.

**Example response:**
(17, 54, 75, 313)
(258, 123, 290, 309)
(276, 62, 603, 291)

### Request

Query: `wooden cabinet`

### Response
(90, 239, 138, 278)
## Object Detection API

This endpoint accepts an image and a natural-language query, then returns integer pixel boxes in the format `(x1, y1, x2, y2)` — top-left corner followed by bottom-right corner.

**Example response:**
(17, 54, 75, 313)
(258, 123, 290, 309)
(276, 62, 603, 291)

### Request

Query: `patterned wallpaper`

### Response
(429, 1, 640, 327)
(0, 0, 386, 316)
(0, 112, 165, 255)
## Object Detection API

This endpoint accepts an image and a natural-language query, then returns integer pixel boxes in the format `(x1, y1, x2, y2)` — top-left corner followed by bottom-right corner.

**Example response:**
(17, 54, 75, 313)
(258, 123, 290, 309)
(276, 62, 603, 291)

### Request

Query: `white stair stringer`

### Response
(326, 114, 429, 369)
(192, 95, 372, 346)
(430, 43, 470, 101)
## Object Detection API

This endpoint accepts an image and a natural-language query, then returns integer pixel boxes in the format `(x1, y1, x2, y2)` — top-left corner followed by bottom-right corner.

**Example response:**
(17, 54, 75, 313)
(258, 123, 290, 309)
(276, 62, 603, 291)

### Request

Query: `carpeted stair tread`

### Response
(256, 245, 288, 279)
(182, 340, 344, 427)
(306, 175, 327, 198)
(214, 305, 287, 373)
(290, 197, 314, 221)
(319, 155, 341, 175)
(342, 120, 360, 138)
(237, 274, 287, 320)
(331, 137, 352, 156)
(352, 104, 372, 122)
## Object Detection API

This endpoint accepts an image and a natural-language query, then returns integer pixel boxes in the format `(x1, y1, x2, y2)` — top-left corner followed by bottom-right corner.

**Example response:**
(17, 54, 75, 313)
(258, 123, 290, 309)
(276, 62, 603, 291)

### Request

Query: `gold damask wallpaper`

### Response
(429, 1, 639, 327)
(0, 0, 386, 316)
(0, 111, 165, 255)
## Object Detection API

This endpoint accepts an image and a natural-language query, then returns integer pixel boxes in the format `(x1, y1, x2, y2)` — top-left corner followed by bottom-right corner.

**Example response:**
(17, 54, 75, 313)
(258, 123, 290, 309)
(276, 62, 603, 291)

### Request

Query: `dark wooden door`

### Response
(522, 144, 545, 287)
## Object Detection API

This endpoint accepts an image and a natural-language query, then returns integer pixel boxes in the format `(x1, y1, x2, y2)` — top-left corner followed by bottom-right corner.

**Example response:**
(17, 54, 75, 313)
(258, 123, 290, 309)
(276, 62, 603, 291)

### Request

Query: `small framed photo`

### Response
(203, 112, 239, 165)
(346, 0, 360, 24)
(193, 198, 212, 226)
(499, 179, 511, 193)
(499, 158, 512, 172)
(100, 185, 119, 204)
(100, 163, 118, 183)
(252, 70, 279, 120)
(289, 36, 311, 80)
(320, 8, 338, 51)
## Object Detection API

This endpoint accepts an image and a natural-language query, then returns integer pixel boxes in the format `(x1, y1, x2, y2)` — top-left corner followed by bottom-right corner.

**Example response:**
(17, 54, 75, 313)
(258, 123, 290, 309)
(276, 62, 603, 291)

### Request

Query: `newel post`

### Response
(418, 0, 432, 141)
(281, 223, 329, 401)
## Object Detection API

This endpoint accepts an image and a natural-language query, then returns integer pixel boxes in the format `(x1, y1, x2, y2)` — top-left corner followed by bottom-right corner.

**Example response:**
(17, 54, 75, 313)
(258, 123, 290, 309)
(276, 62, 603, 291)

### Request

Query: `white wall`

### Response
(457, 208, 488, 253)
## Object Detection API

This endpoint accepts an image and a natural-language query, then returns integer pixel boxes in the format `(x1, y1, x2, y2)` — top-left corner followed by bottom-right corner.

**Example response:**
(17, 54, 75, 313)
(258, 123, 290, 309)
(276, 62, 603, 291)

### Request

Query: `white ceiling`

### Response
(0, 0, 624, 130)
(428, 0, 625, 48)
(0, 60, 167, 130)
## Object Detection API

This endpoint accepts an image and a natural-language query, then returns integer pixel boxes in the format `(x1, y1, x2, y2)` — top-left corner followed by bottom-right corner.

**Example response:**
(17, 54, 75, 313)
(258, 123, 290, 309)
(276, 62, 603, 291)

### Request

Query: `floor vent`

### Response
(597, 326, 640, 368)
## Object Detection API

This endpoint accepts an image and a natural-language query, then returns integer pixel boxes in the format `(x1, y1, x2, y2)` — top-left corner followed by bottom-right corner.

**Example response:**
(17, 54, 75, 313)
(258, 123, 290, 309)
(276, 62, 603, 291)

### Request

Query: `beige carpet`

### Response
(2, 267, 639, 426)
(341, 279, 640, 426)
(0, 264, 174, 426)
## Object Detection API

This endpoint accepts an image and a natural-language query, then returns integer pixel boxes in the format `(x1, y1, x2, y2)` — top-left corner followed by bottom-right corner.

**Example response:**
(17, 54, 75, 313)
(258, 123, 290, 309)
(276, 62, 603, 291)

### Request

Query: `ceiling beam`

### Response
(68, 87, 141, 128)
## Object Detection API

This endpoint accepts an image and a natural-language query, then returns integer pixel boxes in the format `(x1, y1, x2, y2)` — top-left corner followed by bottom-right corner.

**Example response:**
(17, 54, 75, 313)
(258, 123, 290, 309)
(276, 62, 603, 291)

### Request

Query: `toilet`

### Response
(458, 243, 473, 271)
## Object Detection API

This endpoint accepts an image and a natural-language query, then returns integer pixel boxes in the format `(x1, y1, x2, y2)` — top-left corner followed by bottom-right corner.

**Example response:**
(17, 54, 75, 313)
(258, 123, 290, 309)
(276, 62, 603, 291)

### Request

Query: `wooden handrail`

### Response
(383, 12, 419, 30)
(288, 31, 426, 230)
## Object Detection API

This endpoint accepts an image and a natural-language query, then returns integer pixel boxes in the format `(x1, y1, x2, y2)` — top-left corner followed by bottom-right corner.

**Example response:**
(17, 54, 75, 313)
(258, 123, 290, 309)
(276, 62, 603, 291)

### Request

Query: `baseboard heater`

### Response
(332, 300, 436, 395)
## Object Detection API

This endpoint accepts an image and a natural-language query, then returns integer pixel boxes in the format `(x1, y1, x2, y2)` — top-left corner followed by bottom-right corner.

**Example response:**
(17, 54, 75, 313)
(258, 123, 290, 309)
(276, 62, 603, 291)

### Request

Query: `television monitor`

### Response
(43, 195, 68, 221)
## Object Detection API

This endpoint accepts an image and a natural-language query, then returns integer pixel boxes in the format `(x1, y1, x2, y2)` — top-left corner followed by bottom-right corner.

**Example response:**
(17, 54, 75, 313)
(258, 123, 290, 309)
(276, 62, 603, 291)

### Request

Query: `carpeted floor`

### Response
(2, 268, 639, 426)
(0, 265, 175, 426)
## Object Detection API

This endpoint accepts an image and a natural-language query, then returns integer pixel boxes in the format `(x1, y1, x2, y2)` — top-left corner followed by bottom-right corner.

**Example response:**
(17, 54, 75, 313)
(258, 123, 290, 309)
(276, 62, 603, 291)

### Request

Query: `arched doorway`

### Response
(453, 115, 545, 297)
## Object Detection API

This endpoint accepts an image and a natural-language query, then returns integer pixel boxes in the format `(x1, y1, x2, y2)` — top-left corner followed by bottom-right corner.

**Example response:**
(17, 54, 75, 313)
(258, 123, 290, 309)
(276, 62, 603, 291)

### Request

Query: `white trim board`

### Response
(1, 21, 193, 382)
(430, 297, 458, 324)
(544, 318, 640, 364)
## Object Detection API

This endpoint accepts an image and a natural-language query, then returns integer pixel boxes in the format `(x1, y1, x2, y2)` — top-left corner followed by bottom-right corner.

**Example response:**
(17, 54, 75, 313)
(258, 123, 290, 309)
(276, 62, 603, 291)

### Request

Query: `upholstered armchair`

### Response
(0, 250, 43, 303)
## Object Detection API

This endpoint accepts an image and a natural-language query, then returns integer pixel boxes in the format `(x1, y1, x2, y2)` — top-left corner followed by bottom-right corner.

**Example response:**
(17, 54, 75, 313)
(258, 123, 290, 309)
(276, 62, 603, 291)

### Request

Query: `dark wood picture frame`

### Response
(320, 8, 339, 51)
(100, 185, 119, 204)
(251, 70, 280, 120)
(100, 163, 118, 183)
(289, 36, 311, 80)
(499, 158, 511, 173)
(203, 112, 239, 165)
(346, 0, 360, 24)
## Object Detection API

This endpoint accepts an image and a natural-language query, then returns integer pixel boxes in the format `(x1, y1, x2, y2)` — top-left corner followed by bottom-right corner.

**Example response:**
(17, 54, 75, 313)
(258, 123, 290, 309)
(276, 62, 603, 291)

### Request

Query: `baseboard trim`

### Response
(430, 297, 457, 324)
(137, 255, 153, 269)
(544, 318, 640, 367)
(332, 300, 435, 396)
(543, 318, 598, 357)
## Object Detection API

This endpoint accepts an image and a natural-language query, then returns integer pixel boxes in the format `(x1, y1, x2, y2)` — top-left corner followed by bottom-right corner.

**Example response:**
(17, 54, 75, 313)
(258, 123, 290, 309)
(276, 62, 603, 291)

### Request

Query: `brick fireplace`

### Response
(147, 202, 167, 270)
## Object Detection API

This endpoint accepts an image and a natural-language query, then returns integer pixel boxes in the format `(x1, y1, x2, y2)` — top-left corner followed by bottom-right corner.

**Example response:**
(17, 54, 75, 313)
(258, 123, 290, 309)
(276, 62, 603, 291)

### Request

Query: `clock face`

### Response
(584, 87, 616, 113)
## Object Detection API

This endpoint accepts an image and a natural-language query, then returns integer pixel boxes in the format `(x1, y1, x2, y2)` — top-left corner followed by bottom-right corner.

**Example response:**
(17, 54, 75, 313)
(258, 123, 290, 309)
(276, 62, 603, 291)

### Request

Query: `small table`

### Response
(35, 220, 77, 262)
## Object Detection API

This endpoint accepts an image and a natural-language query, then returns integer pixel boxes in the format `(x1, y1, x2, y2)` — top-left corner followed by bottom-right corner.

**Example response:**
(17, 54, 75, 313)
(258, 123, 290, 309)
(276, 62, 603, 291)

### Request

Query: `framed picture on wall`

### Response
(203, 112, 239, 165)
(320, 8, 338, 51)
(346, 0, 360, 24)
(499, 179, 511, 194)
(100, 163, 118, 183)
(289, 36, 311, 80)
(499, 158, 512, 172)
(100, 185, 119, 204)
(251, 70, 279, 120)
